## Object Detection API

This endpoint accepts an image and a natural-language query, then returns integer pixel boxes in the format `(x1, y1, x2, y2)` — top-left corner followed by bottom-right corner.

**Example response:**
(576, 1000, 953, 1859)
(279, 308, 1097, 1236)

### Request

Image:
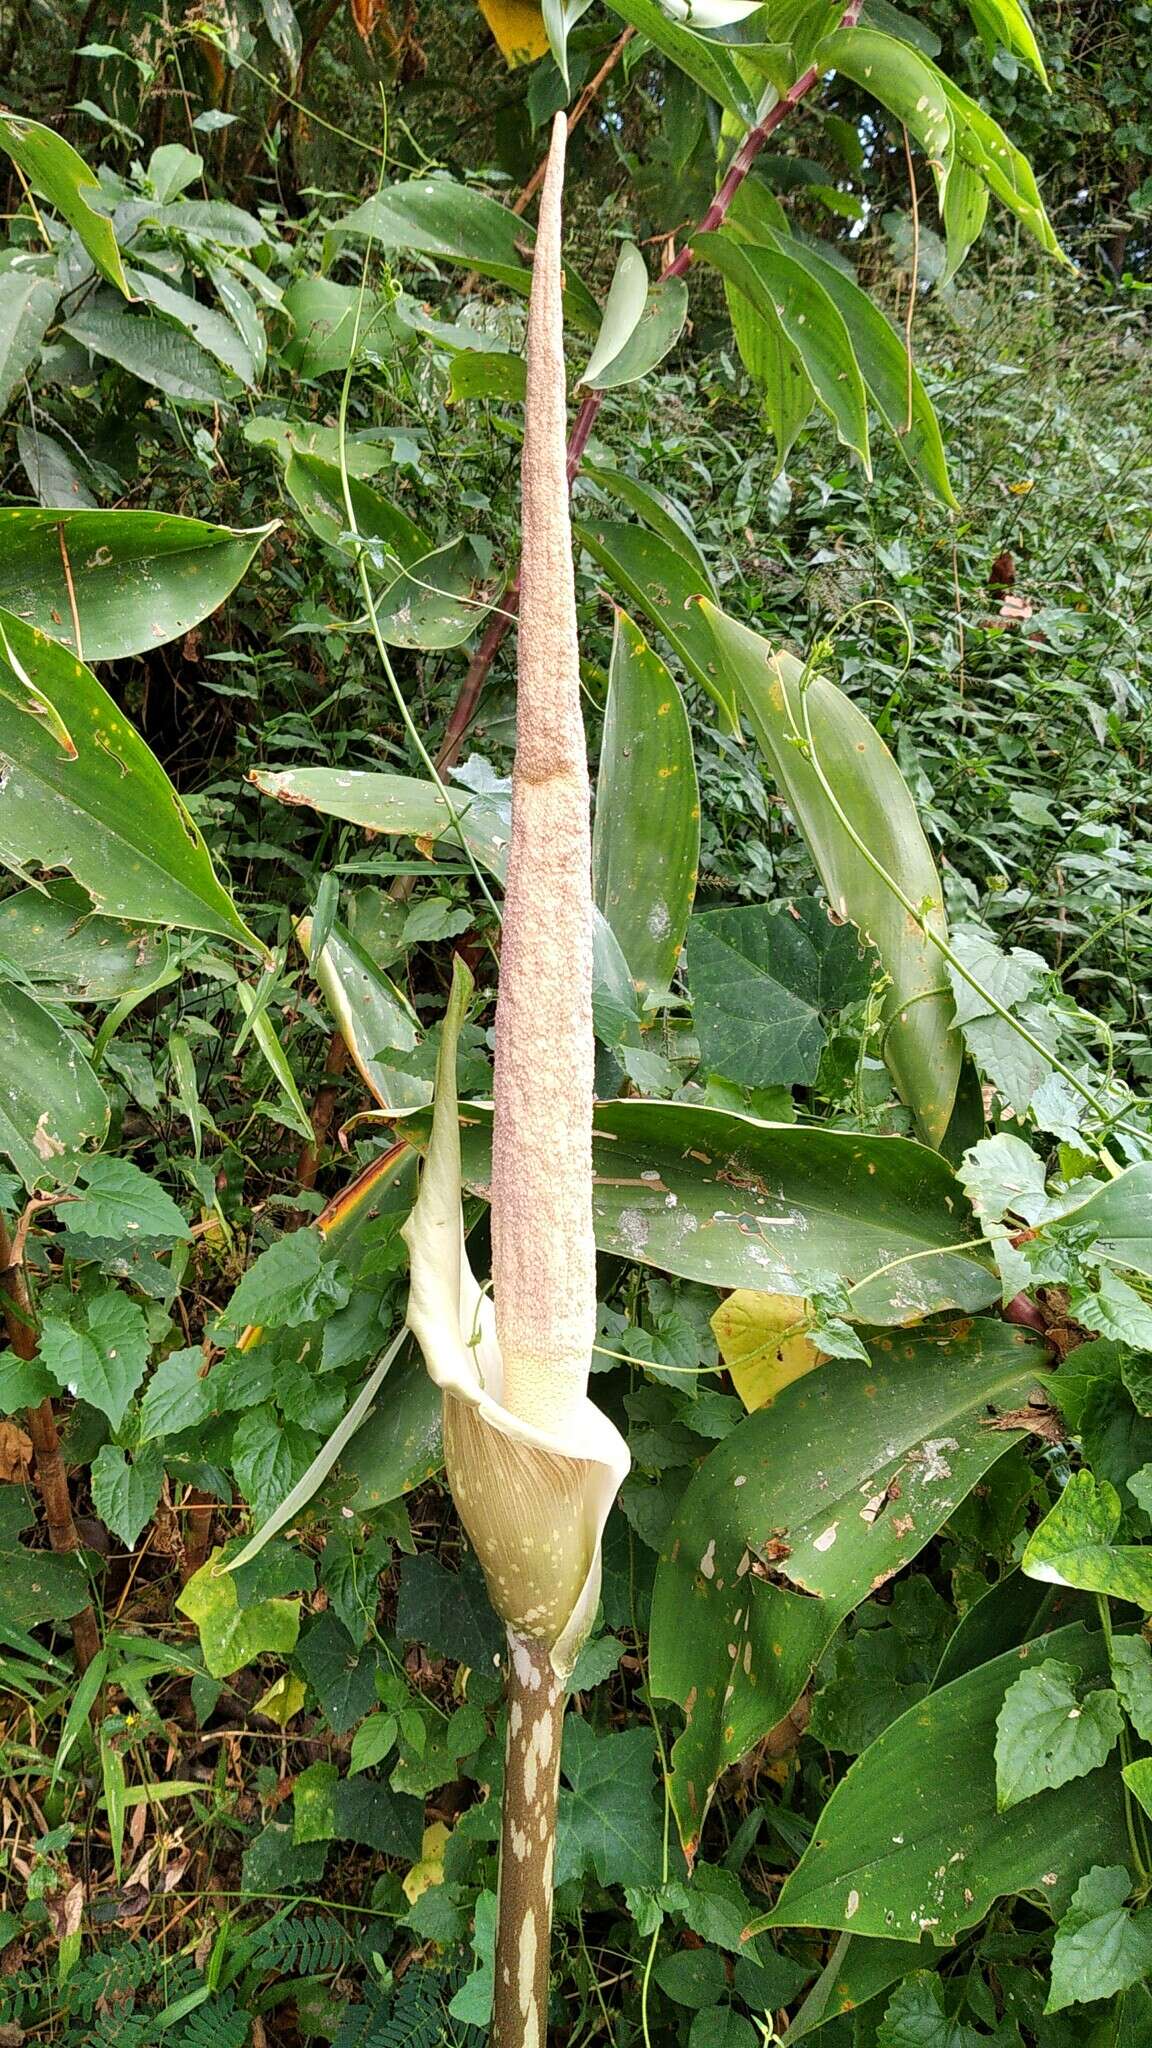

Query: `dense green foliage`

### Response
(1, 4, 1151, 2045)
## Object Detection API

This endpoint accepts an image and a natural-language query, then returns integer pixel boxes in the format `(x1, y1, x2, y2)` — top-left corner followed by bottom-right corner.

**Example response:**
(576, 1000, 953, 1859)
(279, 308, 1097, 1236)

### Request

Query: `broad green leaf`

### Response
(785, 1936, 925, 2043)
(233, 1406, 316, 1525)
(243, 414, 394, 477)
(1123, 1757, 1152, 1824)
(298, 915, 430, 1116)
(0, 1486, 91, 1630)
(543, 0, 593, 86)
(233, 980, 313, 1141)
(602, 0, 757, 120)
(297, 1611, 384, 1732)
(656, 1949, 726, 2009)
(125, 267, 256, 383)
(1053, 1162, 1152, 1283)
(0, 612, 258, 948)
(0, 114, 131, 296)
(581, 243, 690, 391)
(1110, 1634, 1152, 1741)
(448, 349, 526, 404)
(16, 424, 96, 510)
(876, 1976, 982, 2048)
(0, 272, 59, 406)
(203, 259, 266, 380)
(686, 2015, 757, 2048)
(728, 195, 956, 506)
(816, 28, 954, 200)
(554, 1719, 663, 1888)
(218, 1229, 352, 1334)
(648, 1317, 1045, 1849)
(1047, 1867, 1152, 2014)
(575, 518, 734, 718)
(0, 882, 169, 1002)
(375, 537, 494, 649)
(580, 462, 714, 588)
(340, 1350, 444, 1510)
(60, 1157, 190, 1241)
(593, 610, 700, 996)
(280, 276, 399, 378)
(958, 1131, 1049, 1227)
(138, 1347, 217, 1444)
(763, 1623, 1127, 1942)
(250, 766, 512, 878)
(943, 76, 1064, 260)
(451, 1097, 997, 1320)
(701, 605, 962, 1146)
(177, 1546, 301, 1678)
(149, 199, 268, 249)
(39, 1293, 149, 1429)
(0, 982, 108, 1189)
(283, 449, 428, 564)
(1023, 1471, 1152, 1607)
(396, 1553, 503, 1669)
(63, 301, 232, 405)
(994, 1659, 1123, 1811)
(964, 0, 1047, 83)
(90, 1442, 165, 1550)
(723, 272, 814, 471)
(145, 142, 203, 203)
(0, 508, 273, 662)
(686, 896, 872, 1087)
(336, 180, 599, 330)
(694, 233, 871, 471)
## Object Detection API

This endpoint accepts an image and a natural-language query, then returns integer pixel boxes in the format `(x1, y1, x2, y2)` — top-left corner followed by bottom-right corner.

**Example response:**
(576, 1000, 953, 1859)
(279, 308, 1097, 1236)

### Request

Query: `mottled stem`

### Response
(493, 1633, 565, 2048)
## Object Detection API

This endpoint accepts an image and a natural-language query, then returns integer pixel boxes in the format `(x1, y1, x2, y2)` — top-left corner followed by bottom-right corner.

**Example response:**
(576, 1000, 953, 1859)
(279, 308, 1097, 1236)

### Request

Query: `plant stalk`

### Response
(436, 0, 863, 763)
(492, 1632, 566, 2048)
(0, 1209, 101, 1674)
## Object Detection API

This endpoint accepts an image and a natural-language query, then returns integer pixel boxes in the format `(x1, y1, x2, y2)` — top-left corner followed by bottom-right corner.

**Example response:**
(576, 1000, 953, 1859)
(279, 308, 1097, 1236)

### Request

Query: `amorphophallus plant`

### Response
(401, 116, 630, 2048)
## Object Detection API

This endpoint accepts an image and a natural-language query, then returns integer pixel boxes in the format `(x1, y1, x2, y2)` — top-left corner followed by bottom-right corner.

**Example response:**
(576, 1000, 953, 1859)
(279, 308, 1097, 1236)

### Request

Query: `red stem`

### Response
(436, 2, 862, 764)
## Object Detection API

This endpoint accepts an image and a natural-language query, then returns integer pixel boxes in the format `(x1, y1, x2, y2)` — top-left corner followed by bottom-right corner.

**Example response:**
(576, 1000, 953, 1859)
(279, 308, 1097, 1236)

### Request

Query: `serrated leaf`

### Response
(296, 1611, 383, 1732)
(1023, 1470, 1152, 1607)
(64, 300, 232, 405)
(686, 896, 871, 1087)
(876, 1974, 982, 2048)
(1047, 1866, 1152, 2014)
(39, 1293, 149, 1429)
(138, 1347, 216, 1443)
(61, 1157, 190, 1241)
(994, 1658, 1123, 1811)
(1110, 1635, 1152, 1741)
(90, 1442, 165, 1550)
(232, 1406, 316, 1524)
(219, 1230, 352, 1333)
(177, 1546, 301, 1677)
(555, 1719, 663, 1888)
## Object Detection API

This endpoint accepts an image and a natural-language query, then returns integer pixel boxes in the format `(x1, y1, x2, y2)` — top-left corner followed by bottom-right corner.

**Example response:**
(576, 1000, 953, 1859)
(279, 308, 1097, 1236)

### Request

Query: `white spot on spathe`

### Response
(699, 1538, 717, 1579)
(813, 1523, 839, 1552)
(520, 1906, 539, 2031)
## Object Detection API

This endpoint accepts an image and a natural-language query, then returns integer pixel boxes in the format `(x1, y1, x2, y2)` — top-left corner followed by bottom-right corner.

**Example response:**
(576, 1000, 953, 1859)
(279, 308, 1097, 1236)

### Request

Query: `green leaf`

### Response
(581, 461, 715, 588)
(395, 1553, 503, 1670)
(251, 766, 513, 880)
(963, 0, 1048, 83)
(0, 882, 170, 1002)
(581, 244, 689, 391)
(593, 610, 700, 996)
(90, 1442, 165, 1550)
(0, 508, 273, 662)
(218, 1229, 352, 1333)
(762, 1623, 1128, 1943)
(39, 1293, 149, 1430)
(17, 423, 96, 510)
(1122, 1756, 1152, 1824)
(280, 277, 398, 378)
(451, 1097, 997, 1321)
(448, 349, 526, 404)
(0, 271, 59, 407)
(63, 301, 232, 405)
(177, 1546, 301, 1678)
(817, 28, 954, 200)
(349, 1712, 399, 1776)
(876, 1975, 982, 2048)
(994, 1659, 1123, 1811)
(1023, 1471, 1152, 1607)
(958, 1131, 1049, 1227)
(337, 179, 599, 330)
(0, 1352, 56, 1409)
(0, 1486, 91, 1630)
(374, 536, 494, 650)
(0, 612, 257, 948)
(686, 896, 872, 1087)
(721, 259, 814, 472)
(649, 1316, 1045, 1849)
(282, 449, 428, 564)
(575, 518, 733, 717)
(0, 114, 131, 295)
(943, 75, 1064, 260)
(447, 1890, 496, 2026)
(0, 981, 108, 1189)
(1047, 1866, 1152, 2014)
(125, 268, 256, 384)
(232, 1406, 316, 1525)
(694, 233, 871, 471)
(702, 605, 962, 1147)
(655, 1948, 727, 2009)
(1055, 1162, 1152, 1283)
(729, 190, 956, 506)
(138, 1347, 216, 1443)
(296, 1611, 383, 1732)
(555, 1719, 663, 1888)
(298, 915, 428, 1116)
(340, 1349, 443, 1510)
(602, 0, 757, 120)
(60, 1157, 190, 1241)
(1110, 1635, 1152, 1741)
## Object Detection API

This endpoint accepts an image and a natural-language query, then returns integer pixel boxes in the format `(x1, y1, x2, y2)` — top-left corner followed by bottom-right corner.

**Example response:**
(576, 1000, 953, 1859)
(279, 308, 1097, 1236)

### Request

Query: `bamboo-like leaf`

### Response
(602, 0, 758, 120)
(0, 114, 131, 296)
(701, 604, 962, 1146)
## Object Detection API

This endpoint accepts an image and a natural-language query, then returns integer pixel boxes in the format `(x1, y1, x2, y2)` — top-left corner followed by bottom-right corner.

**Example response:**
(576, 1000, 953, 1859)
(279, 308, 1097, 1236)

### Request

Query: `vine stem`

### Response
(0, 1208, 101, 1675)
(492, 1633, 566, 2048)
(435, 0, 864, 770)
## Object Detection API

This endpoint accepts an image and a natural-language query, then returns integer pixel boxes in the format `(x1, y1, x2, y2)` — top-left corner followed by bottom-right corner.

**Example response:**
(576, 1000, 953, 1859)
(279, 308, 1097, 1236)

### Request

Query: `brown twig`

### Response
(0, 1209, 101, 1674)
(436, 1, 864, 761)
(295, 1030, 351, 1195)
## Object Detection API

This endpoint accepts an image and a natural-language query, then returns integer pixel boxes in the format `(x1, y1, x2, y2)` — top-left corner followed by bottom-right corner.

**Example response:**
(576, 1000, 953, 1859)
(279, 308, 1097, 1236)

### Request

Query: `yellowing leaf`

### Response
(477, 0, 549, 64)
(254, 1672, 308, 1726)
(402, 1819, 452, 1904)
(712, 1289, 822, 1412)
